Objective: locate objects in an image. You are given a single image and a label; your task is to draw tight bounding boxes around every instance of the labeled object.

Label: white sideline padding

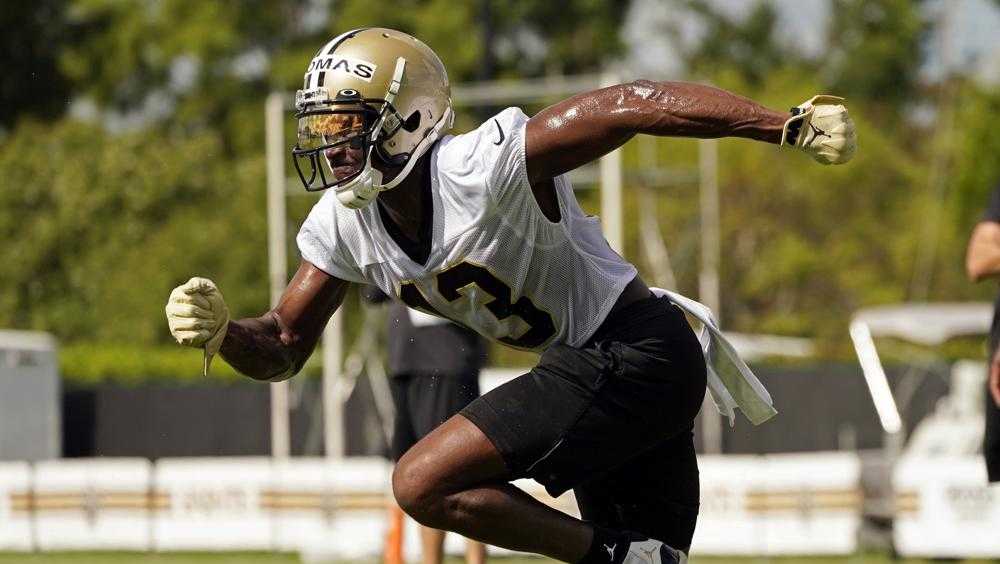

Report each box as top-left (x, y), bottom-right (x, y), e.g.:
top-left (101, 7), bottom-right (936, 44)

top-left (32, 458), bottom-right (151, 550)
top-left (277, 457), bottom-right (391, 557)
top-left (300, 465), bottom-right (580, 559)
top-left (4, 453), bottom-right (863, 556)
top-left (0, 462), bottom-right (32, 550)
top-left (153, 457), bottom-right (273, 551)
top-left (894, 456), bottom-right (1000, 558)
top-left (693, 452), bottom-right (862, 556)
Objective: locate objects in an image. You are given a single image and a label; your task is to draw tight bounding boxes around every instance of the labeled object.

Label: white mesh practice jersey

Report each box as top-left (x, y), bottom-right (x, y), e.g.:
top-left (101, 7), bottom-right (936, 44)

top-left (297, 107), bottom-right (637, 352)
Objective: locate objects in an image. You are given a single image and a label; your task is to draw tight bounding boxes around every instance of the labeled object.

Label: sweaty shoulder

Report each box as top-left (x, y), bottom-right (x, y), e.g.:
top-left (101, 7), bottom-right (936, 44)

top-left (295, 190), bottom-right (367, 283)
top-left (435, 107), bottom-right (530, 205)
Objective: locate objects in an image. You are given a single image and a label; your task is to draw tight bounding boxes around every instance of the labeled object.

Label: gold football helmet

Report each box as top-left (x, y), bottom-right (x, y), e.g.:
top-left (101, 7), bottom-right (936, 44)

top-left (292, 28), bottom-right (454, 208)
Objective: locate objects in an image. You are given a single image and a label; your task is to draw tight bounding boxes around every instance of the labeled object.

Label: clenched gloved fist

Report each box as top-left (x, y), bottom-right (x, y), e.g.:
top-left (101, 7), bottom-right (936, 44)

top-left (166, 277), bottom-right (230, 376)
top-left (781, 95), bottom-right (857, 165)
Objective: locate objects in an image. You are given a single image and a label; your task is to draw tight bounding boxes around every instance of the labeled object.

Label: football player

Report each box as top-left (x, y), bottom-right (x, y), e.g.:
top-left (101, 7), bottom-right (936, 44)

top-left (166, 28), bottom-right (855, 564)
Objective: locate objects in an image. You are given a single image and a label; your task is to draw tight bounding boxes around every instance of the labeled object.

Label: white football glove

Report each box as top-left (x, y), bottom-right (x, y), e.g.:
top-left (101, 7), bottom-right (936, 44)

top-left (165, 277), bottom-right (230, 376)
top-left (781, 95), bottom-right (857, 165)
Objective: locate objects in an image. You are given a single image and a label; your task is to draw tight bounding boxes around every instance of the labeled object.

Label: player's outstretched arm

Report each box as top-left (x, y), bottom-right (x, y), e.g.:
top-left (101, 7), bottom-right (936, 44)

top-left (525, 80), bottom-right (856, 184)
top-left (166, 261), bottom-right (349, 382)
top-left (221, 261), bottom-right (349, 381)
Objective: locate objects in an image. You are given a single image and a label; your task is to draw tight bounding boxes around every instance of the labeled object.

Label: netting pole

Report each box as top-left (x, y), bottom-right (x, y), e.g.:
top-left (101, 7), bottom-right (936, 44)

top-left (323, 309), bottom-right (345, 460)
top-left (266, 92), bottom-right (291, 459)
top-left (698, 139), bottom-right (723, 454)
top-left (599, 73), bottom-right (624, 253)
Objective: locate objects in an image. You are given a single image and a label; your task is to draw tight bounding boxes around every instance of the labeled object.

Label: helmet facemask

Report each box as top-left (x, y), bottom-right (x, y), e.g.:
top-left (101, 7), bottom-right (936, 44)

top-left (292, 59), bottom-right (409, 208)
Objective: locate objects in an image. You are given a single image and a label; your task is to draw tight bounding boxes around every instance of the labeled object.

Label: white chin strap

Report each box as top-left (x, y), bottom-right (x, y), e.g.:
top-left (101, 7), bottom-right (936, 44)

top-left (333, 57), bottom-right (454, 210)
top-left (334, 164), bottom-right (383, 209)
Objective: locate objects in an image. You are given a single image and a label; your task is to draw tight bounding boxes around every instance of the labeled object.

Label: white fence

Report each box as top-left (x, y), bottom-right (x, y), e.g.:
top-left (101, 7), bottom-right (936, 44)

top-left (694, 453), bottom-right (863, 555)
top-left (1, 453), bottom-right (997, 557)
top-left (894, 455), bottom-right (1000, 558)
top-left (0, 461), bottom-right (31, 551)
top-left (1, 457), bottom-right (395, 555)
top-left (33, 458), bottom-right (151, 551)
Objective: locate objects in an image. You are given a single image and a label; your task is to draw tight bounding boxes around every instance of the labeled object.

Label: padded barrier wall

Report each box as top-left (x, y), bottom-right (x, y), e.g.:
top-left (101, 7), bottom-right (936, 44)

top-left (0, 453), bottom-right (881, 556)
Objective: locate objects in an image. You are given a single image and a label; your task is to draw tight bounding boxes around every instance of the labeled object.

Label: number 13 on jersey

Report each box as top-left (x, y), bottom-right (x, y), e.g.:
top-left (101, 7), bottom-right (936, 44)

top-left (398, 261), bottom-right (556, 350)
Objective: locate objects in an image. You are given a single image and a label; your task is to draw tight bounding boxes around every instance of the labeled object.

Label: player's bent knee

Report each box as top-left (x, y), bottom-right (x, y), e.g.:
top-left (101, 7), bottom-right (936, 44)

top-left (391, 458), bottom-right (444, 525)
top-left (390, 460), bottom-right (421, 513)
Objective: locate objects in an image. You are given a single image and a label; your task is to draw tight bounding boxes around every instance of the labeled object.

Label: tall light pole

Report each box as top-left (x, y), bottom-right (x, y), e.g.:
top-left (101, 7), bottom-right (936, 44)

top-left (699, 139), bottom-right (723, 454)
top-left (265, 92), bottom-right (290, 459)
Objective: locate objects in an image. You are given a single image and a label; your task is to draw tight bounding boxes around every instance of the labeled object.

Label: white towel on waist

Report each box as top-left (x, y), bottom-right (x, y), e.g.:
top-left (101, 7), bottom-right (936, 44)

top-left (651, 287), bottom-right (777, 426)
top-left (407, 308), bottom-right (450, 327)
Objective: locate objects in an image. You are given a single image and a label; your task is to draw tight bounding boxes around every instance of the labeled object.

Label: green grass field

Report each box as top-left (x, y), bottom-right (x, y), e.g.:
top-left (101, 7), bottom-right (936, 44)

top-left (0, 554), bottom-right (996, 564)
top-left (0, 555), bottom-right (299, 564)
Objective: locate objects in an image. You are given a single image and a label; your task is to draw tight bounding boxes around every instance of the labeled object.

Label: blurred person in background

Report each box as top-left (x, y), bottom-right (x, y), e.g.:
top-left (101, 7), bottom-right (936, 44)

top-left (963, 183), bottom-right (1000, 483)
top-left (166, 27), bottom-right (855, 564)
top-left (363, 286), bottom-right (488, 564)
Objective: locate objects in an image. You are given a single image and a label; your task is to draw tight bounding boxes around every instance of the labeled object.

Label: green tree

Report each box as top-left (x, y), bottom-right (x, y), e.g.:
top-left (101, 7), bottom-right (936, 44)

top-left (58, 0), bottom-right (324, 155)
top-left (678, 0), bottom-right (799, 87)
top-left (948, 83), bottom-right (1000, 228)
top-left (0, 120), bottom-right (268, 344)
top-left (823, 0), bottom-right (930, 122)
top-left (0, 0), bottom-right (72, 130)
top-left (328, 0), bottom-right (629, 82)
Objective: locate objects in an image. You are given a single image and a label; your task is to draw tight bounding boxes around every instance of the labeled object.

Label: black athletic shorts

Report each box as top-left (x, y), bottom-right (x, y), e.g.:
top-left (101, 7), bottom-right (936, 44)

top-left (986, 338), bottom-right (1000, 483)
top-left (460, 294), bottom-right (707, 550)
top-left (390, 371), bottom-right (480, 461)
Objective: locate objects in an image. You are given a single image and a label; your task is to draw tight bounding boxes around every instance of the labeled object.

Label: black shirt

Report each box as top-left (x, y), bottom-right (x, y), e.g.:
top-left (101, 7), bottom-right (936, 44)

top-left (363, 287), bottom-right (486, 377)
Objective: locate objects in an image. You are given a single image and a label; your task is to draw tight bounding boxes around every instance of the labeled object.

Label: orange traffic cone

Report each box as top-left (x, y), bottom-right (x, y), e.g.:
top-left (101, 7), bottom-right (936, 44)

top-left (385, 502), bottom-right (405, 564)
